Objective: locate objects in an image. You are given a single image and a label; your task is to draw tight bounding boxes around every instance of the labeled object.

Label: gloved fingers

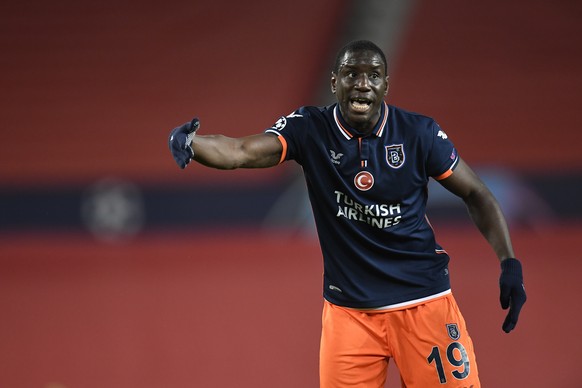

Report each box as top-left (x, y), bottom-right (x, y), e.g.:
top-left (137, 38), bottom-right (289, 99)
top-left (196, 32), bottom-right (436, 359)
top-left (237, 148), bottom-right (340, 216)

top-left (171, 148), bottom-right (193, 169)
top-left (169, 120), bottom-right (195, 143)
top-left (169, 135), bottom-right (180, 152)
top-left (169, 132), bottom-right (191, 151)
top-left (501, 287), bottom-right (527, 333)
top-left (180, 156), bottom-right (191, 169)
top-left (502, 313), bottom-right (517, 333)
top-left (168, 118), bottom-right (199, 169)
top-left (499, 286), bottom-right (511, 310)
top-left (499, 258), bottom-right (526, 333)
top-left (177, 156), bottom-right (191, 169)
top-left (502, 301), bottom-right (524, 333)
top-left (499, 258), bottom-right (524, 310)
top-left (189, 117), bottom-right (200, 134)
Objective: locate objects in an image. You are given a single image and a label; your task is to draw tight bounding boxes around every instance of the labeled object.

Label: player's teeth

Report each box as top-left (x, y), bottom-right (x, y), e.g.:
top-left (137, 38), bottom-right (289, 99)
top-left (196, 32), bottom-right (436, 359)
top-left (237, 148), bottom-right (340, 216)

top-left (351, 101), bottom-right (369, 112)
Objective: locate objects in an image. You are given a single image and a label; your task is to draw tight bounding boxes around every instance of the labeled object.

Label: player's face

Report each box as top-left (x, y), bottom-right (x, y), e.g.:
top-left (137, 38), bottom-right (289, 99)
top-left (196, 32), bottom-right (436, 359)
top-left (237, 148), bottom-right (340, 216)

top-left (331, 50), bottom-right (389, 134)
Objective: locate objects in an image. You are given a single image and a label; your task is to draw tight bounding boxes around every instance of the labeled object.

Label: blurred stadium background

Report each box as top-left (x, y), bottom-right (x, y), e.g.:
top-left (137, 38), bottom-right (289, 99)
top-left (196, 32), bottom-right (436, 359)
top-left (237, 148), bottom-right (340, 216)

top-left (1, 0), bottom-right (581, 386)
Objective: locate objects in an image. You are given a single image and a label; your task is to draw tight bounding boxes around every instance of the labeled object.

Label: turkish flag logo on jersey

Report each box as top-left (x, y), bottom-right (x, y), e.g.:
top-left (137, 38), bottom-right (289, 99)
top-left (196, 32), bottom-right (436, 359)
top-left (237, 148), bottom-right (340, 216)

top-left (385, 144), bottom-right (405, 169)
top-left (354, 171), bottom-right (374, 191)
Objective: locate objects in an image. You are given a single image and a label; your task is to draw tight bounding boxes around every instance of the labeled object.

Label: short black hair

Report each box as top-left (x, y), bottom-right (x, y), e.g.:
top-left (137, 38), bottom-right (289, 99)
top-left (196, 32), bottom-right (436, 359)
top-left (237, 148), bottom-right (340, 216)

top-left (333, 40), bottom-right (388, 74)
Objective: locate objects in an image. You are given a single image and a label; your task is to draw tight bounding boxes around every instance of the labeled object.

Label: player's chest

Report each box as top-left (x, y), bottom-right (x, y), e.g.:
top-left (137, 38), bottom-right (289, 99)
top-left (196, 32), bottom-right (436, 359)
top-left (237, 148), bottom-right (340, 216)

top-left (324, 136), bottom-right (418, 172)
top-left (319, 136), bottom-right (425, 194)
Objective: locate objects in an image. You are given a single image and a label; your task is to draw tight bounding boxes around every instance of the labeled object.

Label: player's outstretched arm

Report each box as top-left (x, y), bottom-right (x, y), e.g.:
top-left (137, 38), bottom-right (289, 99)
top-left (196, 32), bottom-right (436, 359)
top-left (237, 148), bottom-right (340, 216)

top-left (193, 133), bottom-right (282, 169)
top-left (439, 158), bottom-right (514, 259)
top-left (168, 118), bottom-right (283, 170)
top-left (438, 158), bottom-right (526, 333)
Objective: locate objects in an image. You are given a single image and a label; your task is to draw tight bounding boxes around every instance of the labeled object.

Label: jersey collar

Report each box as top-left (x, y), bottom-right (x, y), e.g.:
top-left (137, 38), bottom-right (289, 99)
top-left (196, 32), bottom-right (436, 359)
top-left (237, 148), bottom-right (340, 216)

top-left (333, 102), bottom-right (389, 140)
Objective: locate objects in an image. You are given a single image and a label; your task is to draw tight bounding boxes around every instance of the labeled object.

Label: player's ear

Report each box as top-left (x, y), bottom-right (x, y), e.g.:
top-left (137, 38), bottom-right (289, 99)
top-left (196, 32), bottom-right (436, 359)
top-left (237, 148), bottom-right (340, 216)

top-left (384, 76), bottom-right (389, 96)
top-left (331, 72), bottom-right (337, 94)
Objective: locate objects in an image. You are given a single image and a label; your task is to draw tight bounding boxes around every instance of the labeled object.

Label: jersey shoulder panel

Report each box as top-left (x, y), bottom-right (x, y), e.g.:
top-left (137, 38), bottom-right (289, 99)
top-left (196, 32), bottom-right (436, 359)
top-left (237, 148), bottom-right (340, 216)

top-left (389, 105), bottom-right (459, 178)
top-left (388, 105), bottom-right (437, 137)
top-left (264, 105), bottom-right (334, 163)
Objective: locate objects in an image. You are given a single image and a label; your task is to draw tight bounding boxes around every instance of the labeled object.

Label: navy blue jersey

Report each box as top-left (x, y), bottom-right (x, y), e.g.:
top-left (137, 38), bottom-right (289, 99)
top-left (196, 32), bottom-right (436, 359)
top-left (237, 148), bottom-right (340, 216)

top-left (266, 102), bottom-right (459, 308)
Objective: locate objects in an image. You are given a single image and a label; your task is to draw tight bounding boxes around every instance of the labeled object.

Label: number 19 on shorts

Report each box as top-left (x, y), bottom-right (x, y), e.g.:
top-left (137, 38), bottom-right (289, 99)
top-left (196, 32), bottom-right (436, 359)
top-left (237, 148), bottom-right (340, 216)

top-left (427, 342), bottom-right (471, 384)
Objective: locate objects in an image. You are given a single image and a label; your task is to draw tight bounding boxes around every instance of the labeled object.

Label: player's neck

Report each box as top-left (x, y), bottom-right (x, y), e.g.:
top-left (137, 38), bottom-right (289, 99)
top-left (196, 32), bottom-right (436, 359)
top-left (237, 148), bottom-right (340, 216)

top-left (337, 104), bottom-right (383, 137)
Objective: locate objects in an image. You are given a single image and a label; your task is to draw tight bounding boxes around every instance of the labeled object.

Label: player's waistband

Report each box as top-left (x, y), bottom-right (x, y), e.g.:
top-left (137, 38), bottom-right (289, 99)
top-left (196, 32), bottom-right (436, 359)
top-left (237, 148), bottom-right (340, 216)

top-left (338, 289), bottom-right (452, 313)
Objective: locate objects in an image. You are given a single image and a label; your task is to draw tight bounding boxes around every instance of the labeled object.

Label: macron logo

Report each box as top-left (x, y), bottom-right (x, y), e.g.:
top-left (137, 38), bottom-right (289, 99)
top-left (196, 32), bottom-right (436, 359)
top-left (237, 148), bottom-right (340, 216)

top-left (329, 150), bottom-right (344, 165)
top-left (437, 130), bottom-right (448, 139)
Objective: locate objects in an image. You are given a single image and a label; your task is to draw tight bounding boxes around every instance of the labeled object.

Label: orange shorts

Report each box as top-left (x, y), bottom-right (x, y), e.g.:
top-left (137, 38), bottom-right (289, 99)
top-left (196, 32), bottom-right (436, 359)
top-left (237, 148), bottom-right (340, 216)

top-left (320, 293), bottom-right (480, 387)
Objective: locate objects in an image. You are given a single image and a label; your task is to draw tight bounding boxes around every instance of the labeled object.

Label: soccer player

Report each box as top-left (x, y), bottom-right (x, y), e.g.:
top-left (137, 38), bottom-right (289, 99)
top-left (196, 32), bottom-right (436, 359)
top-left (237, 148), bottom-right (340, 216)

top-left (168, 40), bottom-right (526, 387)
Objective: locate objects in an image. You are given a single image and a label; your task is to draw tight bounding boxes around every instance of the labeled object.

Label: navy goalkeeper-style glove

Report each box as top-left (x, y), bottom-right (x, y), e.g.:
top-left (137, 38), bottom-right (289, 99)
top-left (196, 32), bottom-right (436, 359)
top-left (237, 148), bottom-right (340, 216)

top-left (499, 258), bottom-right (527, 333)
top-left (168, 118), bottom-right (200, 169)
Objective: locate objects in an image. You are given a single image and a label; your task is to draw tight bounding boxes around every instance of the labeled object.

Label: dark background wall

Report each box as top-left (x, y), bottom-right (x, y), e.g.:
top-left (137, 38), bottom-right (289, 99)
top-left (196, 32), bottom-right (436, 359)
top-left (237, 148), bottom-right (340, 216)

top-left (1, 1), bottom-right (581, 387)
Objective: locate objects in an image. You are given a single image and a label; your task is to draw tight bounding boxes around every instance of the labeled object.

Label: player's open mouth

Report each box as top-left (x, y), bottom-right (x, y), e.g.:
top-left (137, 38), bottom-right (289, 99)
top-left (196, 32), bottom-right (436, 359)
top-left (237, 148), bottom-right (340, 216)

top-left (350, 98), bottom-right (372, 113)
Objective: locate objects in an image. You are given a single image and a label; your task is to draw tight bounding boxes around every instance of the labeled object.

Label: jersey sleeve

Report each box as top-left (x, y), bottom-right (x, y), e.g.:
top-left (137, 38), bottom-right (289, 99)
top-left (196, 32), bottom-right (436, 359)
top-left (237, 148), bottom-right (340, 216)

top-left (264, 107), bottom-right (310, 165)
top-left (426, 121), bottom-right (460, 180)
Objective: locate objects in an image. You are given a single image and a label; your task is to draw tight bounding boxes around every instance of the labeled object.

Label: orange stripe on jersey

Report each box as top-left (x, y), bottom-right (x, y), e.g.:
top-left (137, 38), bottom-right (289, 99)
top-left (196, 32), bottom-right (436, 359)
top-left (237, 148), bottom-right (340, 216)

top-left (425, 214), bottom-right (435, 231)
top-left (434, 169), bottom-right (453, 181)
top-left (375, 102), bottom-right (389, 137)
top-left (425, 215), bottom-right (448, 255)
top-left (337, 122), bottom-right (353, 138)
top-left (333, 107), bottom-right (354, 139)
top-left (277, 135), bottom-right (288, 164)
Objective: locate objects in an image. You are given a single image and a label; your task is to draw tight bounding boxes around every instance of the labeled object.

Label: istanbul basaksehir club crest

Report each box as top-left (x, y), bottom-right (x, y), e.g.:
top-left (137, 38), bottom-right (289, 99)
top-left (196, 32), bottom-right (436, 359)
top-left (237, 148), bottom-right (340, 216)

top-left (446, 323), bottom-right (461, 340)
top-left (386, 144), bottom-right (405, 168)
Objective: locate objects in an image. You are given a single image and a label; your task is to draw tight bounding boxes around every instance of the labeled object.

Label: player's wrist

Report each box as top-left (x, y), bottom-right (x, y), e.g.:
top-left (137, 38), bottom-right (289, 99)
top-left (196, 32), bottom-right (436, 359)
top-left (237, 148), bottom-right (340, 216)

top-left (500, 258), bottom-right (522, 274)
